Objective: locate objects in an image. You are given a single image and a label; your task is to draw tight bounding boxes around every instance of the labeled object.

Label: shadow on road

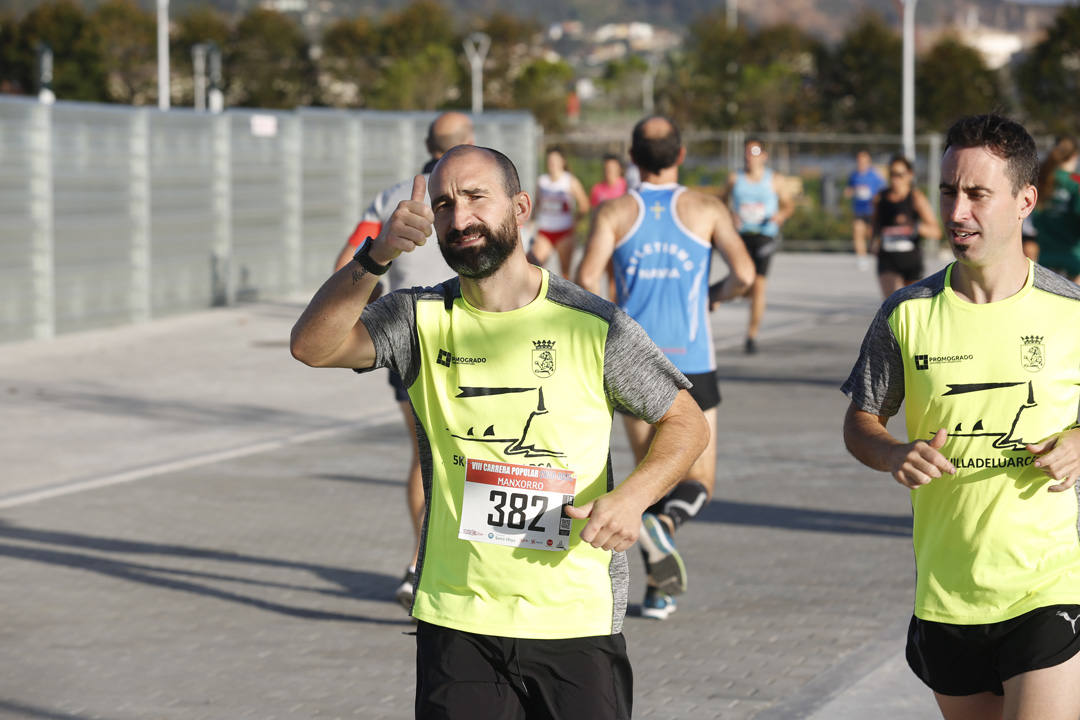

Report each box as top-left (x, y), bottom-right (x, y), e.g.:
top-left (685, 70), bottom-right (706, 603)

top-left (698, 499), bottom-right (912, 537)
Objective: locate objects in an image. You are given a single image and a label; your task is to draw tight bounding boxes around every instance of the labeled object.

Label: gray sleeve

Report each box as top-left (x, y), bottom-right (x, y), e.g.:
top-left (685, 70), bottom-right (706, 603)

top-left (840, 304), bottom-right (905, 417)
top-left (357, 290), bottom-right (419, 382)
top-left (604, 309), bottom-right (692, 423)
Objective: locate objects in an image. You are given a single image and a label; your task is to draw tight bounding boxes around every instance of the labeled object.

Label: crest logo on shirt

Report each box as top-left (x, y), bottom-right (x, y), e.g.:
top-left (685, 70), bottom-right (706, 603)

top-left (1020, 335), bottom-right (1045, 372)
top-left (533, 339), bottom-right (556, 378)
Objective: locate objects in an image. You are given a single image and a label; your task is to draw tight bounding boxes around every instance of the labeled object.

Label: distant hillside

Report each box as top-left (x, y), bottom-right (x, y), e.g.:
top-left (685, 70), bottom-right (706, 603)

top-left (0, 0), bottom-right (1064, 43)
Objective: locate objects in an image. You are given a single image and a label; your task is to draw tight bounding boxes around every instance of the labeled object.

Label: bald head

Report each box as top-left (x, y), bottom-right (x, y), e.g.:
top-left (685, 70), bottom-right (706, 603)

top-left (432, 145), bottom-right (521, 199)
top-left (630, 115), bottom-right (682, 174)
top-left (426, 112), bottom-right (475, 159)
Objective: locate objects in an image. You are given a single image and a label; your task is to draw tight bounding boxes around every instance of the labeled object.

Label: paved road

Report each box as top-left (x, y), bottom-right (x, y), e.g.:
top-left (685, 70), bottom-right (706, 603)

top-left (0, 253), bottom-right (940, 719)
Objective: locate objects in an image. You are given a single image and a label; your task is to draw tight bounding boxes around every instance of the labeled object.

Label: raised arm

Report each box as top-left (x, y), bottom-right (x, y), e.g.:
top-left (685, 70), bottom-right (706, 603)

top-left (565, 390), bottom-right (707, 551)
top-left (291, 175), bottom-right (433, 369)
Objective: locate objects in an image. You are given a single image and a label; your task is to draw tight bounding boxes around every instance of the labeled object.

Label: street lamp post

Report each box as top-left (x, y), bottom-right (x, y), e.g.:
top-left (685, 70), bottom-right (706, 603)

top-left (902, 0), bottom-right (917, 161)
top-left (157, 0), bottom-right (170, 110)
top-left (192, 43), bottom-right (208, 111)
top-left (463, 32), bottom-right (490, 115)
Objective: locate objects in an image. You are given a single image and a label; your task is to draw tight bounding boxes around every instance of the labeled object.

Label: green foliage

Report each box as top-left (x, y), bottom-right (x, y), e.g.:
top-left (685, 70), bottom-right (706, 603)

top-left (377, 0), bottom-right (458, 59)
top-left (172, 6), bottom-right (230, 106)
top-left (16, 0), bottom-right (105, 101)
top-left (513, 58), bottom-right (573, 132)
top-left (91, 0), bottom-right (156, 104)
top-left (367, 43), bottom-right (463, 110)
top-left (1016, 5), bottom-right (1080, 136)
top-left (0, 11), bottom-right (24, 93)
top-left (318, 17), bottom-right (379, 107)
top-left (669, 15), bottom-right (822, 131)
top-left (916, 34), bottom-right (1006, 133)
top-left (819, 12), bottom-right (901, 133)
top-left (226, 8), bottom-right (315, 109)
top-left (474, 11), bottom-right (541, 110)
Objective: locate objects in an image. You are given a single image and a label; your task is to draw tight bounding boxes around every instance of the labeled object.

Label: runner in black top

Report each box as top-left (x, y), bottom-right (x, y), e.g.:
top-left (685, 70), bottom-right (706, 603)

top-left (871, 155), bottom-right (941, 298)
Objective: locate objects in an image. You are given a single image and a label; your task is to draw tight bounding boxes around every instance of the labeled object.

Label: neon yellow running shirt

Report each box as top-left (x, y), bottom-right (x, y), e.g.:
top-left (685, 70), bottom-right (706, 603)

top-left (844, 261), bottom-right (1080, 624)
top-left (361, 269), bottom-right (689, 638)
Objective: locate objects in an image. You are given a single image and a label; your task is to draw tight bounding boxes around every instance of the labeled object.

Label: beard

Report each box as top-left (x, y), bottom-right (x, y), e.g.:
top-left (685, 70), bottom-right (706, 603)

top-left (438, 211), bottom-right (519, 279)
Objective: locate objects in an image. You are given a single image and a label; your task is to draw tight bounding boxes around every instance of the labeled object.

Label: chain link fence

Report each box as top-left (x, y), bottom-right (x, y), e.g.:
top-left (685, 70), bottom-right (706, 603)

top-left (0, 97), bottom-right (540, 343)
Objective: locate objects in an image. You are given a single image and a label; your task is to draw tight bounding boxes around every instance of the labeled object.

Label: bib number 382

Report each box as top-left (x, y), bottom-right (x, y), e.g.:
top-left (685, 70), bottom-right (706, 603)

top-left (458, 458), bottom-right (576, 552)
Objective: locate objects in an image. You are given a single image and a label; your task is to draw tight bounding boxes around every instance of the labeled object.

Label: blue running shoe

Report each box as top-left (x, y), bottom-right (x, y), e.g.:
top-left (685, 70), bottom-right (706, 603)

top-left (642, 586), bottom-right (676, 620)
top-left (639, 513), bottom-right (687, 595)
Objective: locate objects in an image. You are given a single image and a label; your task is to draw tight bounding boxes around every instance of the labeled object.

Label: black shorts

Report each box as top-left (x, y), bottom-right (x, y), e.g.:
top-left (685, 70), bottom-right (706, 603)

top-left (615, 370), bottom-right (720, 416)
top-left (740, 232), bottom-right (780, 277)
top-left (877, 249), bottom-right (923, 283)
top-left (906, 605), bottom-right (1080, 696)
top-left (388, 369), bottom-right (409, 403)
top-left (685, 370), bottom-right (721, 411)
top-left (415, 621), bottom-right (632, 720)
top-left (854, 213), bottom-right (874, 224)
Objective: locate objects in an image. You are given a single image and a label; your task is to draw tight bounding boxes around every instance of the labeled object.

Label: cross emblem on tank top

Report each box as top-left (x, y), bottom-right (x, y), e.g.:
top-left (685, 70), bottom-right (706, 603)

top-left (650, 201), bottom-right (665, 220)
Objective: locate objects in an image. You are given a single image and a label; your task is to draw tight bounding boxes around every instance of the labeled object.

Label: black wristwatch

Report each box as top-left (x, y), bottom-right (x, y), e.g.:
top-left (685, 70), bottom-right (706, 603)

top-left (353, 237), bottom-right (391, 276)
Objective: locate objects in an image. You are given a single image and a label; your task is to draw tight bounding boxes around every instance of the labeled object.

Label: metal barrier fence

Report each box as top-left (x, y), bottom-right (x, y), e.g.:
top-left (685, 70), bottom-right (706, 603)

top-left (0, 97), bottom-right (540, 343)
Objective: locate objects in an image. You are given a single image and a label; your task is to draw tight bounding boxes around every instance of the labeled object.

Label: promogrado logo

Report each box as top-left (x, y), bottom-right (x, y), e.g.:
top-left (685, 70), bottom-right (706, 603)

top-left (436, 348), bottom-right (486, 368)
top-left (914, 351), bottom-right (973, 371)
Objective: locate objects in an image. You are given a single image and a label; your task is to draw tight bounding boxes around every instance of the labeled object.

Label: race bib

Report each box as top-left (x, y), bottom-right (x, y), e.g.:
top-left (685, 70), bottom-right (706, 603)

top-left (881, 226), bottom-right (917, 253)
top-left (458, 459), bottom-right (576, 552)
top-left (738, 201), bottom-right (768, 226)
top-left (855, 185), bottom-right (873, 201)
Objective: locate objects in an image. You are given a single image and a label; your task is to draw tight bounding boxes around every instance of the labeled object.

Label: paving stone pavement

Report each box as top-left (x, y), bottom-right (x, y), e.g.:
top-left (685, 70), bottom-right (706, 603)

top-left (0, 253), bottom-right (941, 719)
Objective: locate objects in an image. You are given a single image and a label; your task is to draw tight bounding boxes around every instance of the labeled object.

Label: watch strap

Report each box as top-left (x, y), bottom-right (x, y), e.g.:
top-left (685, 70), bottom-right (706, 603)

top-left (353, 237), bottom-right (391, 276)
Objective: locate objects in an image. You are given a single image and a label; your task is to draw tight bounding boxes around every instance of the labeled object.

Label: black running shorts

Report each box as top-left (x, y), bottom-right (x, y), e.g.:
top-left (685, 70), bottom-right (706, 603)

top-left (877, 249), bottom-right (923, 283)
top-left (906, 605), bottom-right (1080, 696)
top-left (415, 621), bottom-right (633, 720)
top-left (684, 370), bottom-right (721, 411)
top-left (740, 232), bottom-right (780, 277)
top-left (615, 370), bottom-right (719, 416)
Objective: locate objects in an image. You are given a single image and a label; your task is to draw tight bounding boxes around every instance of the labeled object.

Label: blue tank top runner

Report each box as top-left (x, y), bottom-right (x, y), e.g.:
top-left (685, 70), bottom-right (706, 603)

top-left (732, 169), bottom-right (779, 237)
top-left (612, 183), bottom-right (715, 374)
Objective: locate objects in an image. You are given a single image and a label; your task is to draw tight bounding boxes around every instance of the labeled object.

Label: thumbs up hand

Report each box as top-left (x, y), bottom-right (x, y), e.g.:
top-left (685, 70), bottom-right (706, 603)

top-left (372, 174), bottom-right (434, 264)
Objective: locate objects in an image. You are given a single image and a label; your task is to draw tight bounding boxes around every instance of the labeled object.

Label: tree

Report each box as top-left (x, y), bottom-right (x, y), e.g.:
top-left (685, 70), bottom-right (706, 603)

top-left (367, 43), bottom-right (462, 110)
top-left (512, 58), bottom-right (573, 132)
top-left (90, 0), bottom-right (156, 104)
top-left (318, 16), bottom-right (379, 107)
top-left (0, 11), bottom-right (24, 94)
top-left (819, 13), bottom-right (902, 133)
top-left (173, 6), bottom-right (231, 107)
top-left (15, 0), bottom-right (105, 101)
top-left (664, 12), bottom-right (749, 129)
top-left (377, 0), bottom-right (457, 59)
top-left (596, 53), bottom-right (650, 114)
top-left (473, 10), bottom-right (541, 110)
top-left (227, 8), bottom-right (315, 109)
top-left (916, 34), bottom-right (1005, 133)
top-left (1015, 5), bottom-right (1080, 135)
top-left (668, 14), bottom-right (823, 131)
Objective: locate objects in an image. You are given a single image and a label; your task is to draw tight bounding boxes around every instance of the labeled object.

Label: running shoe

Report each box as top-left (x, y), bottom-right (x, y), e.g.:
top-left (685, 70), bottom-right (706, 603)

top-left (639, 513), bottom-right (687, 595)
top-left (744, 337), bottom-right (758, 355)
top-left (641, 586), bottom-right (676, 620)
top-left (395, 567), bottom-right (417, 611)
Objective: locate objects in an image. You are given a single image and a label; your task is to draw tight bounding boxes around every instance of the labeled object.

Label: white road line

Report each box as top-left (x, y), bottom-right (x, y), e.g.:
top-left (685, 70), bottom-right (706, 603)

top-left (0, 410), bottom-right (398, 510)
